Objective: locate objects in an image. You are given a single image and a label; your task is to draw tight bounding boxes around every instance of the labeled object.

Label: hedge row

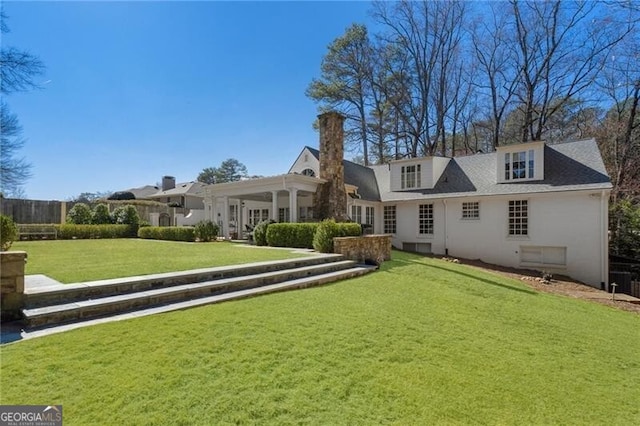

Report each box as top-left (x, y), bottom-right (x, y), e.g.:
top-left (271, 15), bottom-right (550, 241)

top-left (138, 226), bottom-right (195, 242)
top-left (56, 224), bottom-right (133, 239)
top-left (266, 223), bottom-right (320, 249)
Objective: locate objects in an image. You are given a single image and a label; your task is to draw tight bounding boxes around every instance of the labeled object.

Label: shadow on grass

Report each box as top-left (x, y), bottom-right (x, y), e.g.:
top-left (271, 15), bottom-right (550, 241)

top-left (381, 256), bottom-right (537, 296)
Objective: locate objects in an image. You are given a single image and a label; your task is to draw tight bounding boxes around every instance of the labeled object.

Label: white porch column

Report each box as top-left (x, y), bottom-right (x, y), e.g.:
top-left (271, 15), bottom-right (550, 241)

top-left (237, 199), bottom-right (243, 239)
top-left (288, 188), bottom-right (298, 223)
top-left (222, 196), bottom-right (229, 238)
top-left (272, 191), bottom-right (279, 221)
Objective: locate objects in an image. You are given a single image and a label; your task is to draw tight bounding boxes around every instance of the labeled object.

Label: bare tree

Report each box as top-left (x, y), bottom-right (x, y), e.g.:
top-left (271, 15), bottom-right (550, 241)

top-left (511, 0), bottom-right (629, 143)
top-left (0, 10), bottom-right (45, 196)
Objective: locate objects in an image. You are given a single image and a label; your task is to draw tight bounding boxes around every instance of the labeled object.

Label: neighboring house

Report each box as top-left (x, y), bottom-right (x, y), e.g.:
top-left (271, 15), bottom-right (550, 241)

top-left (203, 112), bottom-right (611, 289)
top-left (125, 176), bottom-right (207, 226)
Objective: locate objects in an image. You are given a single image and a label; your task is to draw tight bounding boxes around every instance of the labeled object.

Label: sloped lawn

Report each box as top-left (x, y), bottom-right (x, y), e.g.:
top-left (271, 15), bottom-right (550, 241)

top-left (1, 251), bottom-right (639, 424)
top-left (12, 239), bottom-right (310, 283)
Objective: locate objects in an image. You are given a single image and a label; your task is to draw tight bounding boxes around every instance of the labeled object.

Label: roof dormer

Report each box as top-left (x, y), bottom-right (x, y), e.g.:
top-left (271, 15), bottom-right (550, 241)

top-left (389, 156), bottom-right (451, 191)
top-left (497, 141), bottom-right (545, 183)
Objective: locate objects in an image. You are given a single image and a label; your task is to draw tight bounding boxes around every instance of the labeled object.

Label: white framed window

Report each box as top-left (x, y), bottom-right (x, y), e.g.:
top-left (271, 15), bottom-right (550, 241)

top-left (365, 206), bottom-right (374, 227)
top-left (261, 209), bottom-right (269, 221)
top-left (462, 202), bottom-right (479, 220)
top-left (401, 164), bottom-right (422, 189)
top-left (351, 205), bottom-right (362, 224)
top-left (229, 204), bottom-right (238, 223)
top-left (249, 209), bottom-right (261, 226)
top-left (418, 203), bottom-right (434, 235)
top-left (278, 207), bottom-right (290, 222)
top-left (504, 150), bottom-right (535, 180)
top-left (508, 200), bottom-right (528, 236)
top-left (384, 205), bottom-right (396, 234)
top-left (299, 206), bottom-right (313, 222)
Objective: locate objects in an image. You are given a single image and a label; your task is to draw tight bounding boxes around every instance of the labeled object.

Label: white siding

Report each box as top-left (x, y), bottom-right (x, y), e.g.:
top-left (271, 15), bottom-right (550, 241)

top-left (389, 191), bottom-right (606, 288)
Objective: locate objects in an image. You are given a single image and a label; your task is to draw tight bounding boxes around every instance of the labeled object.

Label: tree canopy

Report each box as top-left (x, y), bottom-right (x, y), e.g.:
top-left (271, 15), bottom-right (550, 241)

top-left (197, 159), bottom-right (249, 184)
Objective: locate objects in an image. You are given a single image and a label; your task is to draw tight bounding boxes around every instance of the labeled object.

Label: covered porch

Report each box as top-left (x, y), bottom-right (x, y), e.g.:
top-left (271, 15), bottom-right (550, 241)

top-left (202, 174), bottom-right (326, 239)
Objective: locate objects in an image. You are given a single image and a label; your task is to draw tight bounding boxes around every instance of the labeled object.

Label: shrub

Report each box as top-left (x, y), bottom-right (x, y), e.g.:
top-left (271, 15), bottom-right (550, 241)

top-left (312, 219), bottom-right (362, 253)
top-left (112, 205), bottom-right (140, 236)
top-left (55, 224), bottom-right (131, 239)
top-left (92, 203), bottom-right (113, 225)
top-left (266, 223), bottom-right (319, 249)
top-left (138, 226), bottom-right (195, 242)
top-left (194, 220), bottom-right (219, 242)
top-left (253, 220), bottom-right (275, 246)
top-left (66, 203), bottom-right (93, 224)
top-left (0, 215), bottom-right (18, 251)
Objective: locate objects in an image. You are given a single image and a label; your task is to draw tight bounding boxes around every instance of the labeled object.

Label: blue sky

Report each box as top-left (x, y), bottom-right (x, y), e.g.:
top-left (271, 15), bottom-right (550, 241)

top-left (3, 1), bottom-right (374, 200)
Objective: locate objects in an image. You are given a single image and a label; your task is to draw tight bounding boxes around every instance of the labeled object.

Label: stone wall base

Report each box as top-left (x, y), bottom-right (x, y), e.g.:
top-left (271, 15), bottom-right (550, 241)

top-left (333, 235), bottom-right (392, 265)
top-left (1, 251), bottom-right (27, 322)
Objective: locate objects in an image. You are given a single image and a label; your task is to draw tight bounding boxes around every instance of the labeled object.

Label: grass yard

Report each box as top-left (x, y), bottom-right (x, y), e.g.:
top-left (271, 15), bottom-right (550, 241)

top-left (1, 251), bottom-right (639, 424)
top-left (12, 239), bottom-right (310, 283)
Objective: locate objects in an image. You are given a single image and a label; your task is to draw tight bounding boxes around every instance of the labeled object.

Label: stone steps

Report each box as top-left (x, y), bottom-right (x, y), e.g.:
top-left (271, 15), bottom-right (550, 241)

top-left (22, 255), bottom-right (376, 329)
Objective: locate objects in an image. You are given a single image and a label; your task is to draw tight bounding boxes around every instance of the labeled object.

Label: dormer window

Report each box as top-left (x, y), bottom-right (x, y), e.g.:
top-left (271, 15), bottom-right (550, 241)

top-left (401, 164), bottom-right (421, 189)
top-left (504, 150), bottom-right (535, 181)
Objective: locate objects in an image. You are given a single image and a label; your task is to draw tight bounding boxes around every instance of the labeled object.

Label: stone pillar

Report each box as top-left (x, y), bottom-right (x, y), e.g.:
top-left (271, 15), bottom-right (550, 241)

top-left (1, 251), bottom-right (27, 322)
top-left (314, 111), bottom-right (348, 221)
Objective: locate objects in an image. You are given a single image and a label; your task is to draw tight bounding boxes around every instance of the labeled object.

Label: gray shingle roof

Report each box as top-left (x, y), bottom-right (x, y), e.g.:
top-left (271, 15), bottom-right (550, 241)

top-left (306, 147), bottom-right (381, 202)
top-left (373, 139), bottom-right (611, 202)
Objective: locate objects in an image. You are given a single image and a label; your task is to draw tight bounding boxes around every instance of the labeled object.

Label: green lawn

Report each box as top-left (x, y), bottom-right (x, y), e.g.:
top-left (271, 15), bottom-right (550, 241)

top-left (1, 251), bottom-right (639, 424)
top-left (12, 239), bottom-right (310, 283)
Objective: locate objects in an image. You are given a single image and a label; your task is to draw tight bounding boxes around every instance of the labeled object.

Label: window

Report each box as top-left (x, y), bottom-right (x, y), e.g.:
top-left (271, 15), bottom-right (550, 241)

top-left (384, 206), bottom-right (396, 234)
top-left (351, 205), bottom-right (362, 224)
top-left (299, 206), bottom-right (314, 222)
top-left (278, 208), bottom-right (290, 222)
top-left (301, 168), bottom-right (315, 177)
top-left (462, 202), bottom-right (479, 219)
top-left (504, 150), bottom-right (535, 181)
top-left (365, 206), bottom-right (374, 227)
top-left (418, 204), bottom-right (434, 235)
top-left (249, 209), bottom-right (270, 225)
top-left (229, 204), bottom-right (238, 223)
top-left (508, 200), bottom-right (528, 236)
top-left (401, 164), bottom-right (422, 189)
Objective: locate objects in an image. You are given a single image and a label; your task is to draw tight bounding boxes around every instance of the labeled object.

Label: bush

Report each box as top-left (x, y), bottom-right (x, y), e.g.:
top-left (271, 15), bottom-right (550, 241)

top-left (0, 215), bottom-right (18, 251)
top-left (92, 203), bottom-right (113, 225)
top-left (108, 191), bottom-right (136, 200)
top-left (312, 219), bottom-right (362, 253)
top-left (253, 220), bottom-right (275, 246)
top-left (138, 226), bottom-right (195, 242)
top-left (55, 224), bottom-right (131, 239)
top-left (194, 220), bottom-right (219, 242)
top-left (266, 223), bottom-right (320, 249)
top-left (66, 203), bottom-right (93, 224)
top-left (112, 205), bottom-right (140, 236)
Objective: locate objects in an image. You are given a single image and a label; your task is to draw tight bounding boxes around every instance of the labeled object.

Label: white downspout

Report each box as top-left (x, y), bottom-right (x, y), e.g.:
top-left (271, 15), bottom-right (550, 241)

top-left (443, 199), bottom-right (448, 256)
top-left (601, 190), bottom-right (609, 291)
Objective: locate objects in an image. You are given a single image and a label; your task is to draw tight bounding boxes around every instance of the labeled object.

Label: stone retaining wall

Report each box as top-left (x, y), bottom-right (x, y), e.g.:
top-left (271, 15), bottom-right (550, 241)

top-left (333, 235), bottom-right (392, 264)
top-left (1, 251), bottom-right (27, 321)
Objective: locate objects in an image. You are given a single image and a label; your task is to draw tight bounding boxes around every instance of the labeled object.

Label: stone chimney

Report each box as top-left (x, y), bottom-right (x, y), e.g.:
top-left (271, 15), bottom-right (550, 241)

top-left (162, 175), bottom-right (176, 191)
top-left (314, 111), bottom-right (347, 221)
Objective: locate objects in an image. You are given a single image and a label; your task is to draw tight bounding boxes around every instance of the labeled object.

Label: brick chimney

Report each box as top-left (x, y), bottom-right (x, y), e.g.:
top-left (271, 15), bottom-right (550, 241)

top-left (162, 176), bottom-right (176, 191)
top-left (314, 111), bottom-right (347, 221)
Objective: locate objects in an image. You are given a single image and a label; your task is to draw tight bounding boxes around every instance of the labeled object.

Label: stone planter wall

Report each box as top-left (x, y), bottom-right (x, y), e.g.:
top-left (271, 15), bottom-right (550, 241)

top-left (1, 251), bottom-right (27, 321)
top-left (333, 235), bottom-right (392, 265)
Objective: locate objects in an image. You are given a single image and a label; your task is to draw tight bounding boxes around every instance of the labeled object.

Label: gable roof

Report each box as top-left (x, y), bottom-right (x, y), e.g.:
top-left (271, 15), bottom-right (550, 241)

top-left (372, 139), bottom-right (611, 202)
top-left (305, 146), bottom-right (381, 202)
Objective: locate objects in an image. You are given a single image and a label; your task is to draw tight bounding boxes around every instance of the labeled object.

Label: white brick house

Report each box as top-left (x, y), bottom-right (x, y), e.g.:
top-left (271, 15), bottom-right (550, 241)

top-left (204, 113), bottom-right (611, 289)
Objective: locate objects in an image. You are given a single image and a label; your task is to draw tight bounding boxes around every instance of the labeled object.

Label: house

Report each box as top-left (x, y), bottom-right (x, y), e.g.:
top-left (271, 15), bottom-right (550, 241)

top-left (203, 112), bottom-right (611, 289)
top-left (123, 176), bottom-right (207, 226)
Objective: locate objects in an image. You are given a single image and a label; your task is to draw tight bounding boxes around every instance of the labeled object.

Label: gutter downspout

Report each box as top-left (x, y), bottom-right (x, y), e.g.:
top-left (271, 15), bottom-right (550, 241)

top-left (443, 199), bottom-right (448, 256)
top-left (601, 190), bottom-right (609, 291)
